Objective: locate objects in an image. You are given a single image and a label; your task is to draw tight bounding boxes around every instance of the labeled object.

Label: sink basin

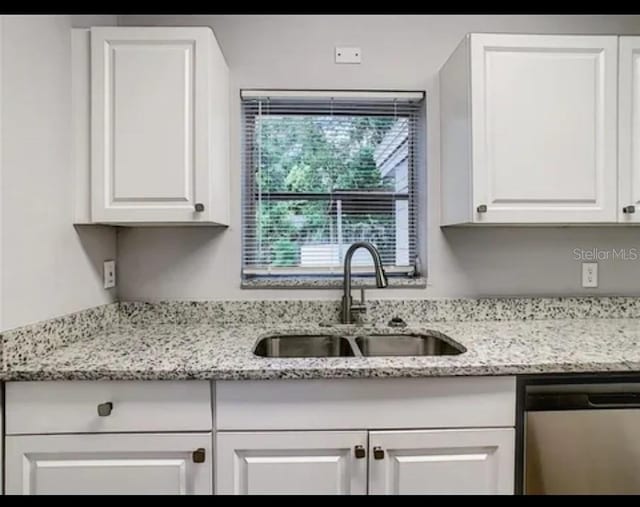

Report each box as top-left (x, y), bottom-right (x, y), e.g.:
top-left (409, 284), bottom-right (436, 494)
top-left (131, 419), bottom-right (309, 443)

top-left (254, 334), bottom-right (356, 358)
top-left (253, 330), bottom-right (465, 358)
top-left (355, 333), bottom-right (465, 357)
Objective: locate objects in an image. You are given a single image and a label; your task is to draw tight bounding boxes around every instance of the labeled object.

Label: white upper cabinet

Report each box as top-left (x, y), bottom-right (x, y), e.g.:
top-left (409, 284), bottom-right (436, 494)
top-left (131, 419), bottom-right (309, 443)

top-left (74, 26), bottom-right (229, 225)
top-left (619, 37), bottom-right (640, 223)
top-left (440, 34), bottom-right (618, 225)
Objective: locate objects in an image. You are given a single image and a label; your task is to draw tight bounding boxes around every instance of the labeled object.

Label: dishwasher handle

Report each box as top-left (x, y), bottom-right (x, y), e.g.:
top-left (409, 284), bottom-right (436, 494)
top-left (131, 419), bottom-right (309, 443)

top-left (587, 393), bottom-right (640, 408)
top-left (527, 392), bottom-right (640, 411)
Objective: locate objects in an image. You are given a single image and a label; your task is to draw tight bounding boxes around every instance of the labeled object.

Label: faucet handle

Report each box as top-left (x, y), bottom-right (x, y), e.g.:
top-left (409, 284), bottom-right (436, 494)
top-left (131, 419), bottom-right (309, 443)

top-left (349, 289), bottom-right (368, 324)
top-left (352, 288), bottom-right (366, 311)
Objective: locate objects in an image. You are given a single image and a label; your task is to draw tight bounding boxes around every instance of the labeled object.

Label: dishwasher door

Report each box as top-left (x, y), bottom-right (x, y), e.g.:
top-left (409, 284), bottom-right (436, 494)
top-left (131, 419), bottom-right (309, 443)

top-left (525, 392), bottom-right (640, 494)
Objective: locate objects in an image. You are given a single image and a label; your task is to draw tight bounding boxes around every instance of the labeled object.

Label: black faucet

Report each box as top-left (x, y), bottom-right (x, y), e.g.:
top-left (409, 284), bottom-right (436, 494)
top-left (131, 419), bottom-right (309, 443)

top-left (340, 241), bottom-right (388, 324)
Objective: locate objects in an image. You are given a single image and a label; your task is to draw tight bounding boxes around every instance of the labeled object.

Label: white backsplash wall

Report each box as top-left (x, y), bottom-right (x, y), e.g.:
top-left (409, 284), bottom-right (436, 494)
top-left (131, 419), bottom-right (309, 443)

top-left (1, 15), bottom-right (118, 330)
top-left (117, 15), bottom-right (640, 301)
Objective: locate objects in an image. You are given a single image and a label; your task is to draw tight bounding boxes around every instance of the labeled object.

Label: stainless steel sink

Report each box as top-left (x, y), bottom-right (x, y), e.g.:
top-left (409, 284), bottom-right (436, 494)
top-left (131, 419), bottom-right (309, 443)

top-left (355, 332), bottom-right (465, 357)
top-left (253, 330), bottom-right (465, 358)
top-left (253, 334), bottom-right (356, 358)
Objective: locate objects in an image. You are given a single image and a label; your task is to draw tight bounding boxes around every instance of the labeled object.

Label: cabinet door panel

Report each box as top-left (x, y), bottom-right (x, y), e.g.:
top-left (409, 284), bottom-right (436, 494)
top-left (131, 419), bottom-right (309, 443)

top-left (112, 44), bottom-right (192, 201)
top-left (216, 431), bottom-right (367, 495)
top-left (619, 37), bottom-right (640, 222)
top-left (90, 27), bottom-right (212, 223)
top-left (6, 433), bottom-right (212, 495)
top-left (471, 34), bottom-right (618, 223)
top-left (369, 428), bottom-right (514, 495)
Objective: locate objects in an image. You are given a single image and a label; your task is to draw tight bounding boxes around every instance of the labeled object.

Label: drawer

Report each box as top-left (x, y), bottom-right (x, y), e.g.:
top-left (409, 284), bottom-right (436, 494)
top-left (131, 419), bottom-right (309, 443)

top-left (6, 380), bottom-right (212, 435)
top-left (216, 376), bottom-right (516, 430)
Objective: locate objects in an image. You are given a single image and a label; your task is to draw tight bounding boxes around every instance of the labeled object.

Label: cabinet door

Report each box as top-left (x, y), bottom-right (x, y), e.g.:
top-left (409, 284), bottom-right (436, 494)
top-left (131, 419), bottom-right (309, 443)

top-left (369, 428), bottom-right (514, 495)
top-left (619, 37), bottom-right (640, 223)
top-left (470, 34), bottom-right (618, 223)
top-left (90, 27), bottom-right (214, 224)
top-left (216, 431), bottom-right (367, 495)
top-left (6, 433), bottom-right (212, 495)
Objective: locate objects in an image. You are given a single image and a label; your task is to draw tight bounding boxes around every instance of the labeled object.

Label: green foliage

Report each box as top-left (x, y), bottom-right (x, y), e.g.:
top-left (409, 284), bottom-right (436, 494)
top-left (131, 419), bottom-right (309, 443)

top-left (335, 145), bottom-right (385, 190)
top-left (253, 114), bottom-right (400, 266)
top-left (272, 239), bottom-right (298, 266)
top-left (285, 163), bottom-right (320, 192)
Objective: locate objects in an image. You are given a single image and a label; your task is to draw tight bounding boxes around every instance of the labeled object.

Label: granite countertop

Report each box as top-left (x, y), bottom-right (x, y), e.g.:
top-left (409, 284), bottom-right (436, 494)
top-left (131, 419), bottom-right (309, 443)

top-left (7, 316), bottom-right (640, 380)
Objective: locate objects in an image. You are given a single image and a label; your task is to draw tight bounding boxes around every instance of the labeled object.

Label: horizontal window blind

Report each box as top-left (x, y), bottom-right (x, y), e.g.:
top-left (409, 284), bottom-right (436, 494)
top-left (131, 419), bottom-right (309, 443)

top-left (241, 91), bottom-right (424, 278)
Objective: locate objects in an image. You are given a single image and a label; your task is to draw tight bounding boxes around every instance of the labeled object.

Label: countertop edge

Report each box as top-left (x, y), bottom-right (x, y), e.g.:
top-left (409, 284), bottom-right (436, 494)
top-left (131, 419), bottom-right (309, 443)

top-left (4, 361), bottom-right (639, 381)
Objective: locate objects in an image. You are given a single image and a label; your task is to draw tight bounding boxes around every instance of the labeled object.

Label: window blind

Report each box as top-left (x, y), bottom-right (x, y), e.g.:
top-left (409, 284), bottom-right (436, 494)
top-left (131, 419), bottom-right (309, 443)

top-left (241, 90), bottom-right (424, 278)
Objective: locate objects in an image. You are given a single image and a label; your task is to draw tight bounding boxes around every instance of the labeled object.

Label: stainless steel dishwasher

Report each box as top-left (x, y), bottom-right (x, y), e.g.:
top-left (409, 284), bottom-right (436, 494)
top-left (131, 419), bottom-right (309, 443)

top-left (524, 382), bottom-right (640, 494)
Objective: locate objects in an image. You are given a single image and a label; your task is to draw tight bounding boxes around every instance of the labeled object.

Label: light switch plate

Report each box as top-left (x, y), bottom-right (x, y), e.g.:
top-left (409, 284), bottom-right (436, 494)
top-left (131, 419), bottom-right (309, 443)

top-left (335, 47), bottom-right (361, 64)
top-left (104, 260), bottom-right (116, 289)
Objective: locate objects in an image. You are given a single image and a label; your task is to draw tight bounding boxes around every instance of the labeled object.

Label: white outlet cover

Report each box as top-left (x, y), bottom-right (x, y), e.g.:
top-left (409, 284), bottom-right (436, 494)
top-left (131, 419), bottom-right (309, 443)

top-left (335, 47), bottom-right (361, 64)
top-left (104, 260), bottom-right (116, 289)
top-left (582, 262), bottom-right (598, 288)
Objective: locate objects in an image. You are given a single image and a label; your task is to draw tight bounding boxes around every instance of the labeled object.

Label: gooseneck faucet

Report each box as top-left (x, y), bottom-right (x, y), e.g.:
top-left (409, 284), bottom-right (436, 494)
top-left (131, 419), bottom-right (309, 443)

top-left (341, 241), bottom-right (388, 324)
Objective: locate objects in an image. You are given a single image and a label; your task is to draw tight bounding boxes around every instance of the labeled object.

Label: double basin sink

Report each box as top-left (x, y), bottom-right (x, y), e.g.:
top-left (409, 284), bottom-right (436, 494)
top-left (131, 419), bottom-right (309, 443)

top-left (254, 329), bottom-right (466, 358)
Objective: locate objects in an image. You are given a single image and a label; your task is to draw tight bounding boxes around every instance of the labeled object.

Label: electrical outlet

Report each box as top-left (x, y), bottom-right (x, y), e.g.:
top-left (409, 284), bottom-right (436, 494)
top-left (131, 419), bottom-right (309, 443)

top-left (582, 262), bottom-right (598, 288)
top-left (104, 260), bottom-right (116, 289)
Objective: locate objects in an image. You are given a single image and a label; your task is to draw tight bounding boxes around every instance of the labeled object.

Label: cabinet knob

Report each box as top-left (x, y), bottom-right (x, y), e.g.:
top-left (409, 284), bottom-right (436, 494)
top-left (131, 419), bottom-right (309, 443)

top-left (192, 448), bottom-right (206, 463)
top-left (623, 205), bottom-right (636, 214)
top-left (97, 402), bottom-right (113, 417)
top-left (354, 445), bottom-right (366, 459)
top-left (373, 446), bottom-right (385, 460)
top-left (476, 204), bottom-right (487, 213)
top-left (194, 203), bottom-right (205, 212)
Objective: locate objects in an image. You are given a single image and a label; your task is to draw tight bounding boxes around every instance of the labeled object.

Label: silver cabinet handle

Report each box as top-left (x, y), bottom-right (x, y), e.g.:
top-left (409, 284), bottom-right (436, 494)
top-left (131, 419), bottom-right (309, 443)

top-left (97, 402), bottom-right (113, 417)
top-left (373, 446), bottom-right (385, 460)
top-left (476, 204), bottom-right (487, 213)
top-left (623, 205), bottom-right (636, 214)
top-left (354, 445), bottom-right (366, 459)
top-left (194, 203), bottom-right (205, 212)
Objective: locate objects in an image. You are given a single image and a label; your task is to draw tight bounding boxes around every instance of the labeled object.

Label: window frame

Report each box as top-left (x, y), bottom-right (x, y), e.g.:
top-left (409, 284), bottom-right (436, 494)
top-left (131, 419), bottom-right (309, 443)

top-left (240, 90), bottom-right (424, 282)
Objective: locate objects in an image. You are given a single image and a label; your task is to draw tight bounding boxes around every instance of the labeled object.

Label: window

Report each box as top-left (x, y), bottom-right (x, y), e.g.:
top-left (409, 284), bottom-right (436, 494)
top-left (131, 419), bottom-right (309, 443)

top-left (241, 90), bottom-right (424, 282)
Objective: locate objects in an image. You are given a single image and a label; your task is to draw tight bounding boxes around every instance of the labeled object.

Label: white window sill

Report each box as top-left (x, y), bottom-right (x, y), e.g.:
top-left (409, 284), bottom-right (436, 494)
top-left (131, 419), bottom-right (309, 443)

top-left (241, 276), bottom-right (427, 290)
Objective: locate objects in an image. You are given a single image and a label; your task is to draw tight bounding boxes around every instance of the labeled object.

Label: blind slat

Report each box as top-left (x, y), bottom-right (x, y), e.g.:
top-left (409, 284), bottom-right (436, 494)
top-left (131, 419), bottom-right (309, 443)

top-left (241, 91), bottom-right (423, 277)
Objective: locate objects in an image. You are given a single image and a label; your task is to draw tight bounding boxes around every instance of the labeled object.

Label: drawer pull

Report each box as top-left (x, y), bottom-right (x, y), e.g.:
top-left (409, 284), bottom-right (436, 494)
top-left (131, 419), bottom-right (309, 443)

top-left (623, 205), bottom-right (636, 214)
top-left (192, 448), bottom-right (206, 463)
top-left (97, 402), bottom-right (113, 417)
top-left (373, 446), bottom-right (385, 460)
top-left (354, 445), bottom-right (366, 459)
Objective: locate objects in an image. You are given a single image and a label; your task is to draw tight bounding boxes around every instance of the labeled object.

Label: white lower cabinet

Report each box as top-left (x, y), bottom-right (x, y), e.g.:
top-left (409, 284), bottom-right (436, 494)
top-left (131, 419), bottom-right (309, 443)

top-left (216, 428), bottom-right (514, 495)
top-left (3, 378), bottom-right (516, 495)
top-left (368, 429), bottom-right (515, 495)
top-left (216, 431), bottom-right (368, 495)
top-left (5, 433), bottom-right (213, 495)
top-left (215, 377), bottom-right (517, 495)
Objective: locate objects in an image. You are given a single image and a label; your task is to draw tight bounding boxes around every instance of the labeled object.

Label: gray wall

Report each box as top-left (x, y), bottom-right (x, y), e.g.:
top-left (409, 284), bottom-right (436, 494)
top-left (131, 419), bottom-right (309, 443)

top-left (117, 15), bottom-right (640, 301)
top-left (1, 15), bottom-right (117, 330)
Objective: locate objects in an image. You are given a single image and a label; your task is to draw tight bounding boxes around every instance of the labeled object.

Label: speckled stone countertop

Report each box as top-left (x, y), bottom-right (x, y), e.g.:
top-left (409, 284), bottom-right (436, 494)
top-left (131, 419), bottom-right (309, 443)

top-left (5, 302), bottom-right (640, 380)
